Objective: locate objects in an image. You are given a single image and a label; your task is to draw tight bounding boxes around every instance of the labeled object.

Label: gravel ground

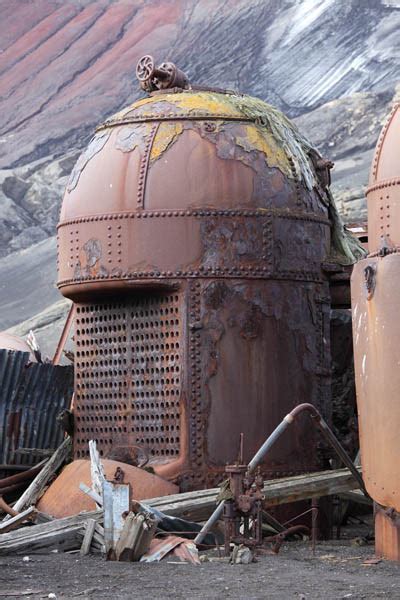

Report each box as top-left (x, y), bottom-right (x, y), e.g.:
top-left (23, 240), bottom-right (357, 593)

top-left (1, 522), bottom-right (399, 600)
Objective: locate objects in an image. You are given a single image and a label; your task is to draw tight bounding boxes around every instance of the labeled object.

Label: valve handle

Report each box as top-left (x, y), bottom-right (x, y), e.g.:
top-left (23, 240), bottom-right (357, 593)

top-left (136, 54), bottom-right (155, 82)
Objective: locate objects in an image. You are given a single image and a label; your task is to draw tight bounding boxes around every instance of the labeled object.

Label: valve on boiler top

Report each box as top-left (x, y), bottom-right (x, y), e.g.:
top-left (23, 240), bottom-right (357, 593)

top-left (136, 55), bottom-right (190, 93)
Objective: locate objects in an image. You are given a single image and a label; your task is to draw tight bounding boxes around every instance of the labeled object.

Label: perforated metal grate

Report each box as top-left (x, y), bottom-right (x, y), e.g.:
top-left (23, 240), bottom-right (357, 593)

top-left (73, 293), bottom-right (182, 460)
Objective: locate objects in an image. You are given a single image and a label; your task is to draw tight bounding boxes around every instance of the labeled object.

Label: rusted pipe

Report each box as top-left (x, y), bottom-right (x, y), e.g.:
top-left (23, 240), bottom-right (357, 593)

top-left (286, 403), bottom-right (367, 494)
top-left (194, 403), bottom-right (366, 546)
top-left (0, 481), bottom-right (27, 495)
top-left (0, 496), bottom-right (18, 517)
top-left (0, 465), bottom-right (32, 472)
top-left (0, 461), bottom-right (45, 488)
top-left (52, 304), bottom-right (75, 365)
top-left (247, 418), bottom-right (293, 473)
top-left (311, 497), bottom-right (319, 555)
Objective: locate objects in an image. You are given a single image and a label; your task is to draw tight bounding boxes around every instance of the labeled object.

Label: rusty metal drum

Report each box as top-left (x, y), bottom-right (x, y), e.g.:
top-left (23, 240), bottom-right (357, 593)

top-left (352, 102), bottom-right (400, 507)
top-left (352, 102), bottom-right (400, 559)
top-left (57, 81), bottom-right (335, 490)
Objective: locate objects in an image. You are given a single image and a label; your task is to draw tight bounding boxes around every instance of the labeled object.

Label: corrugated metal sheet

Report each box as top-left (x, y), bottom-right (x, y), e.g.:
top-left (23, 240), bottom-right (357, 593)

top-left (0, 350), bottom-right (73, 466)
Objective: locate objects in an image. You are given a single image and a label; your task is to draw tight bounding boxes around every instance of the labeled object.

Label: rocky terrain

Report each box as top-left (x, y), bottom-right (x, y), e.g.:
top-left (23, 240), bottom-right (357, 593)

top-left (1, 0), bottom-right (399, 354)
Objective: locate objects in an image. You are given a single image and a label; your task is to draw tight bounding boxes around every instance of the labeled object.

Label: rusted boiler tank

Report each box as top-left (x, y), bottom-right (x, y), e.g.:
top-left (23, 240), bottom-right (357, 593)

top-left (57, 57), bottom-right (355, 492)
top-left (352, 102), bottom-right (400, 561)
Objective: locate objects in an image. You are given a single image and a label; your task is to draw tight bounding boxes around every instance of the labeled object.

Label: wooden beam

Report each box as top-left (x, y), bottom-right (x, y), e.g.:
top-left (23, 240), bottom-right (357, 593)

top-left (79, 482), bottom-right (103, 506)
top-left (0, 507), bottom-right (37, 534)
top-left (145, 467), bottom-right (364, 522)
top-left (80, 518), bottom-right (97, 556)
top-left (2, 437), bottom-right (72, 523)
top-left (0, 510), bottom-right (102, 555)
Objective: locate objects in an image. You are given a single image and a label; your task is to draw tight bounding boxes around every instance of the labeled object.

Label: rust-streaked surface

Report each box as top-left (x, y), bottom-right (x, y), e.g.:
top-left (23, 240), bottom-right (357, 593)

top-left (366, 103), bottom-right (400, 254)
top-left (352, 102), bottom-right (400, 555)
top-left (352, 255), bottom-right (400, 510)
top-left (37, 458), bottom-right (178, 518)
top-left (58, 88), bottom-right (337, 491)
top-left (375, 505), bottom-right (400, 562)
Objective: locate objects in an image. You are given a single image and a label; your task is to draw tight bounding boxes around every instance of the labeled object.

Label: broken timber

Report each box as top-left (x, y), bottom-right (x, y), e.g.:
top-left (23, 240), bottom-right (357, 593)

top-left (0, 510), bottom-right (102, 555)
top-left (0, 507), bottom-right (37, 534)
top-left (145, 467), bottom-right (363, 522)
top-left (80, 518), bottom-right (97, 556)
top-left (2, 437), bottom-right (72, 522)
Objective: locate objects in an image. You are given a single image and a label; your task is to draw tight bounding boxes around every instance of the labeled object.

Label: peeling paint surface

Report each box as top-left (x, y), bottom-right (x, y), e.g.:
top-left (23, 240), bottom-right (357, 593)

top-left (67, 130), bottom-right (110, 192)
top-left (115, 123), bottom-right (152, 153)
top-left (150, 122), bottom-right (183, 162)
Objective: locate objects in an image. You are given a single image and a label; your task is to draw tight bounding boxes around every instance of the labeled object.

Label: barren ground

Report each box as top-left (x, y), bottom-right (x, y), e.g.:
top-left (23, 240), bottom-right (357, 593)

top-left (1, 521), bottom-right (399, 600)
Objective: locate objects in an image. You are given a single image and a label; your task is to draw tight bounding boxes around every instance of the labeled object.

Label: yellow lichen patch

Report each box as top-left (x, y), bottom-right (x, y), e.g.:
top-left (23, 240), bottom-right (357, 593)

top-left (120, 92), bottom-right (245, 118)
top-left (236, 124), bottom-right (293, 178)
top-left (171, 92), bottom-right (244, 117)
top-left (150, 122), bottom-right (183, 162)
top-left (106, 96), bottom-right (159, 123)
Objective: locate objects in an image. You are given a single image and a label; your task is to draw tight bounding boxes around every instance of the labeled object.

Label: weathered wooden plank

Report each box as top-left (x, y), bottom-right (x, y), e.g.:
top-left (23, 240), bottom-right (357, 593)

top-left (0, 510), bottom-right (102, 555)
top-left (103, 480), bottom-right (131, 555)
top-left (145, 467), bottom-right (363, 522)
top-left (2, 437), bottom-right (72, 522)
top-left (0, 507), bottom-right (37, 534)
top-left (77, 521), bottom-right (105, 554)
top-left (89, 440), bottom-right (105, 501)
top-left (80, 518), bottom-right (97, 556)
top-left (79, 482), bottom-right (103, 506)
top-left (114, 512), bottom-right (142, 561)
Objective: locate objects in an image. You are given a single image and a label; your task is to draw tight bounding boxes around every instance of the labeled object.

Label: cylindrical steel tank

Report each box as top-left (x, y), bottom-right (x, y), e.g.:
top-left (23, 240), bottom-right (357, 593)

top-left (57, 75), bottom-right (342, 491)
top-left (351, 102), bottom-right (400, 560)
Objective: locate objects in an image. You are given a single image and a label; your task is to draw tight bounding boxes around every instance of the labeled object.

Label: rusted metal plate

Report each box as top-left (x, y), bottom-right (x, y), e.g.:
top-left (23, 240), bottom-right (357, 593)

top-left (352, 102), bottom-right (400, 525)
top-left (74, 293), bottom-right (185, 477)
top-left (367, 103), bottom-right (400, 254)
top-left (57, 112), bottom-right (330, 297)
top-left (37, 458), bottom-right (178, 518)
top-left (190, 279), bottom-right (331, 488)
top-left (57, 86), bottom-right (340, 496)
top-left (0, 350), bottom-right (73, 467)
top-left (352, 254), bottom-right (400, 510)
top-left (73, 278), bottom-right (331, 489)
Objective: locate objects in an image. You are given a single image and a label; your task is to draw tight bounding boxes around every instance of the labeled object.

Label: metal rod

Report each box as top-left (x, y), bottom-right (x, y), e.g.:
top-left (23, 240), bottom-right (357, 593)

top-left (290, 403), bottom-right (367, 495)
top-left (0, 481), bottom-right (27, 495)
top-left (0, 465), bottom-right (31, 472)
top-left (0, 496), bottom-right (18, 517)
top-left (0, 461), bottom-right (45, 488)
top-left (52, 303), bottom-right (76, 365)
top-left (311, 497), bottom-right (319, 555)
top-left (248, 418), bottom-right (292, 472)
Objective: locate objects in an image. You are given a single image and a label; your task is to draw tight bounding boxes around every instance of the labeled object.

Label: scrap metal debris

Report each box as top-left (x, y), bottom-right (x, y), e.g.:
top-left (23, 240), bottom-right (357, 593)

top-left (0, 348), bottom-right (73, 471)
